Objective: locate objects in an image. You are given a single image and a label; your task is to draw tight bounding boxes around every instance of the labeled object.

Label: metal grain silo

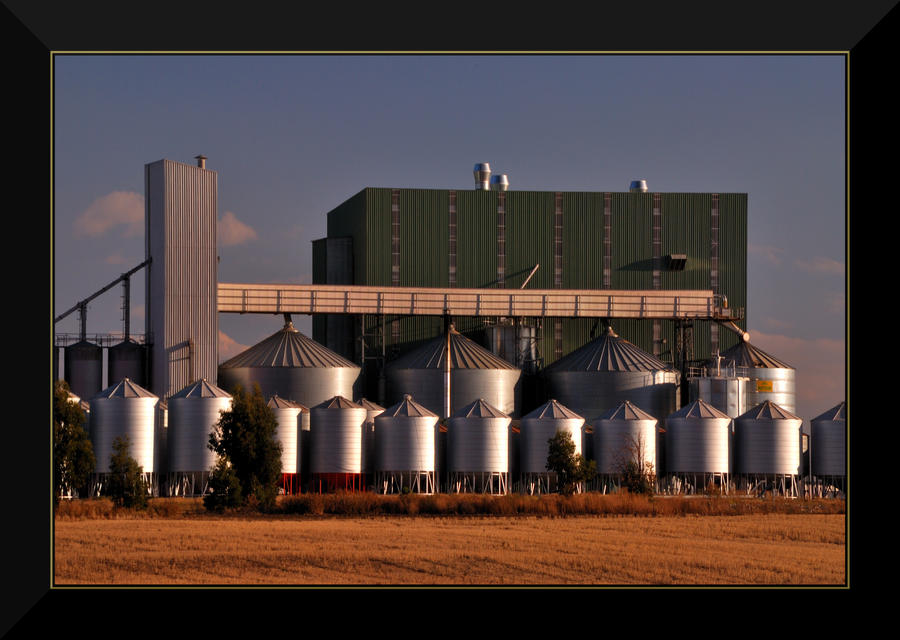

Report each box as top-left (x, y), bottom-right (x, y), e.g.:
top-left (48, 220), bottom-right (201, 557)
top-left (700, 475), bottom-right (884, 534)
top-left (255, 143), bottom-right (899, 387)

top-left (543, 326), bottom-right (679, 428)
top-left (154, 400), bottom-right (168, 489)
top-left (374, 394), bottom-right (439, 494)
top-left (108, 339), bottom-right (148, 388)
top-left (90, 378), bottom-right (159, 493)
top-left (385, 324), bottom-right (522, 418)
top-left (810, 401), bottom-right (846, 495)
top-left (714, 341), bottom-right (796, 415)
top-left (218, 316), bottom-right (361, 409)
top-left (357, 398), bottom-right (384, 479)
top-left (733, 401), bottom-right (802, 496)
top-left (664, 399), bottom-right (732, 494)
top-left (309, 396), bottom-right (367, 492)
top-left (64, 340), bottom-right (103, 401)
top-left (447, 398), bottom-right (511, 494)
top-left (593, 401), bottom-right (660, 485)
top-left (688, 355), bottom-right (749, 418)
top-left (518, 399), bottom-right (585, 494)
top-left (268, 395), bottom-right (305, 495)
top-left (167, 379), bottom-right (232, 496)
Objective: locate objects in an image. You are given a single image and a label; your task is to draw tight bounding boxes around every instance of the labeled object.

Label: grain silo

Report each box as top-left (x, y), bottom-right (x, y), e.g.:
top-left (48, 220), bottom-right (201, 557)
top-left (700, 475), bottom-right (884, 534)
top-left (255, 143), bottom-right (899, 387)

top-left (714, 340), bottom-right (796, 415)
top-left (218, 315), bottom-right (361, 409)
top-left (267, 395), bottom-right (305, 495)
top-left (447, 398), bottom-right (511, 494)
top-left (154, 400), bottom-right (168, 492)
top-left (374, 394), bottom-right (439, 494)
top-left (64, 340), bottom-right (103, 401)
top-left (688, 353), bottom-right (749, 418)
top-left (542, 326), bottom-right (679, 428)
top-left (664, 399), bottom-right (732, 495)
top-left (518, 399), bottom-right (585, 494)
top-left (90, 378), bottom-right (159, 494)
top-left (309, 396), bottom-right (367, 492)
top-left (734, 401), bottom-right (802, 496)
top-left (357, 398), bottom-right (384, 483)
top-left (810, 401), bottom-right (846, 497)
top-left (593, 401), bottom-right (659, 492)
top-left (167, 379), bottom-right (233, 497)
top-left (385, 324), bottom-right (522, 418)
top-left (108, 339), bottom-right (148, 388)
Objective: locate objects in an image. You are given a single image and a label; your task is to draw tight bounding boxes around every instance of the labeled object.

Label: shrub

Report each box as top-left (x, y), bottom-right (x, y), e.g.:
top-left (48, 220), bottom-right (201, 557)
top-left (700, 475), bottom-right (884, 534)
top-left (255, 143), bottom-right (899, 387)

top-left (106, 436), bottom-right (148, 510)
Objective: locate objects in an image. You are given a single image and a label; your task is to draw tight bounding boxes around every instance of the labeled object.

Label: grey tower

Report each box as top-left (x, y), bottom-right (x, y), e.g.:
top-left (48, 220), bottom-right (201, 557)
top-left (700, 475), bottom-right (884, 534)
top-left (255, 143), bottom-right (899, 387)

top-left (145, 157), bottom-right (218, 400)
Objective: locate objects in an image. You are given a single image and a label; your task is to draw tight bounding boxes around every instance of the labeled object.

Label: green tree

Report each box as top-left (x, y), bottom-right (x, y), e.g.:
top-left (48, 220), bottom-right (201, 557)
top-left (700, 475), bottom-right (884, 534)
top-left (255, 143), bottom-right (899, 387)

top-left (546, 430), bottom-right (596, 495)
top-left (106, 436), bottom-right (148, 509)
top-left (203, 456), bottom-right (243, 512)
top-left (613, 433), bottom-right (656, 495)
top-left (207, 383), bottom-right (282, 511)
top-left (53, 380), bottom-right (96, 505)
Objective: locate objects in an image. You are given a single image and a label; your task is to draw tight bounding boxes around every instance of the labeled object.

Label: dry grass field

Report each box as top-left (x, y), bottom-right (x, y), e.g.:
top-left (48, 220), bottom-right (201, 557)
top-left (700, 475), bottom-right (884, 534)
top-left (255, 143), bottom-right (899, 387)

top-left (53, 498), bottom-right (846, 586)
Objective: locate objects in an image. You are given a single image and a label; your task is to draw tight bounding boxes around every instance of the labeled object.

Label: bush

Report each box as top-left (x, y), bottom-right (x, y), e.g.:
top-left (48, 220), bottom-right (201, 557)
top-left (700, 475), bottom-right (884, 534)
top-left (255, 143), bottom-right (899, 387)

top-left (106, 436), bottom-right (148, 510)
top-left (546, 430), bottom-right (597, 495)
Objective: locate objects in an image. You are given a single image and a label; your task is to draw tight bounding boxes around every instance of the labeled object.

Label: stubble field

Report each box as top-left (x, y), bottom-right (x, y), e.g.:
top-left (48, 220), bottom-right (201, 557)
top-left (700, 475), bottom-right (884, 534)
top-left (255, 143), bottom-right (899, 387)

top-left (54, 503), bottom-right (845, 586)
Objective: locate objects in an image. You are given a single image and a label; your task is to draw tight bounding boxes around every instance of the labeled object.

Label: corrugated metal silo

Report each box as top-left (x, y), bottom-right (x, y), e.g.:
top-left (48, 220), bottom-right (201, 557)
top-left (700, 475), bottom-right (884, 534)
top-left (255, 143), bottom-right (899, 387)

top-left (810, 401), bottom-right (846, 486)
top-left (218, 317), bottom-right (361, 409)
top-left (689, 373), bottom-right (749, 418)
top-left (518, 399), bottom-right (585, 494)
top-left (64, 340), bottom-right (103, 401)
top-left (309, 396), bottom-right (367, 492)
top-left (357, 398), bottom-right (384, 479)
top-left (90, 378), bottom-right (159, 493)
top-left (374, 394), bottom-right (439, 494)
top-left (542, 326), bottom-right (679, 428)
top-left (733, 401), bottom-right (802, 496)
top-left (593, 401), bottom-right (659, 481)
top-left (385, 324), bottom-right (522, 418)
top-left (268, 395), bottom-right (305, 494)
top-left (108, 339), bottom-right (148, 388)
top-left (167, 379), bottom-right (232, 496)
top-left (447, 398), bottom-right (511, 494)
top-left (714, 341), bottom-right (796, 415)
top-left (154, 400), bottom-right (168, 484)
top-left (664, 399), bottom-right (732, 494)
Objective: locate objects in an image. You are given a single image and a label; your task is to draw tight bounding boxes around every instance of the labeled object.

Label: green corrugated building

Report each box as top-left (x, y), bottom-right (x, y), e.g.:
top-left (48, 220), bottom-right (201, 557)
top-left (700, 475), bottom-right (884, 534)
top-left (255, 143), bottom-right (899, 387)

top-left (313, 184), bottom-right (747, 400)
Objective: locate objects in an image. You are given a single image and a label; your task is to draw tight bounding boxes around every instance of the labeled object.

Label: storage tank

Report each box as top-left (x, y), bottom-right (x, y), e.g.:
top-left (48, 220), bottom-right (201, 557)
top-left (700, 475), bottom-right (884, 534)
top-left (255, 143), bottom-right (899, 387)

top-left (385, 324), bottom-right (522, 418)
top-left (518, 399), bottom-right (585, 494)
top-left (543, 326), bottom-right (679, 427)
top-left (64, 340), bottom-right (103, 401)
top-left (734, 401), bottom-right (802, 476)
top-left (154, 400), bottom-right (168, 487)
top-left (218, 316), bottom-right (361, 409)
top-left (593, 400), bottom-right (659, 479)
top-left (167, 379), bottom-right (232, 496)
top-left (810, 401), bottom-right (846, 480)
top-left (108, 339), bottom-right (148, 388)
top-left (268, 395), bottom-right (305, 495)
top-left (688, 357), bottom-right (750, 418)
top-left (374, 394), bottom-right (439, 494)
top-left (446, 398), bottom-right (512, 494)
top-left (90, 378), bottom-right (158, 488)
top-left (309, 396), bottom-right (367, 492)
top-left (357, 398), bottom-right (384, 479)
top-left (664, 399), bottom-right (732, 494)
top-left (714, 341), bottom-right (796, 415)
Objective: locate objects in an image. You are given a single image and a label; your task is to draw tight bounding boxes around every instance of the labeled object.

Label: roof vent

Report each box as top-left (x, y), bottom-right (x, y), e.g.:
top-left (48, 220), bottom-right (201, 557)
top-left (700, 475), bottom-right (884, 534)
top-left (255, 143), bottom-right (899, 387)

top-left (474, 163), bottom-right (492, 190)
top-left (490, 174), bottom-right (509, 191)
top-left (195, 155), bottom-right (207, 169)
top-left (629, 179), bottom-right (648, 192)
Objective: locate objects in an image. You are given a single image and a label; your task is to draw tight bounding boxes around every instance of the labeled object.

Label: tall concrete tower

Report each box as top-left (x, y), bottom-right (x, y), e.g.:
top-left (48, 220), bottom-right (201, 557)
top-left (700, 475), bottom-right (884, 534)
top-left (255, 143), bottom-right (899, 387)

top-left (145, 157), bottom-right (218, 400)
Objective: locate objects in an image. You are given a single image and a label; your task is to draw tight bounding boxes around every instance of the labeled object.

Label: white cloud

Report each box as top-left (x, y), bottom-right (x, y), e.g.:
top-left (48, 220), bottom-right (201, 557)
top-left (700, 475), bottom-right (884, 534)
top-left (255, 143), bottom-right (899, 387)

top-left (749, 330), bottom-right (846, 420)
top-left (74, 191), bottom-right (144, 237)
top-left (794, 257), bottom-right (844, 275)
top-left (760, 316), bottom-right (793, 332)
top-left (104, 253), bottom-right (133, 266)
top-left (748, 244), bottom-right (785, 267)
top-left (218, 211), bottom-right (258, 247)
top-left (218, 330), bottom-right (249, 362)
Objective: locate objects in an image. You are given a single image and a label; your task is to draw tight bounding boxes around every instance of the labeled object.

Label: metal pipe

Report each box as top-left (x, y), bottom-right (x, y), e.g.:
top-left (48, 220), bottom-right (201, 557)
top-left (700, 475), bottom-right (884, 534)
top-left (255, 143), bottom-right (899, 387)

top-left (520, 264), bottom-right (540, 289)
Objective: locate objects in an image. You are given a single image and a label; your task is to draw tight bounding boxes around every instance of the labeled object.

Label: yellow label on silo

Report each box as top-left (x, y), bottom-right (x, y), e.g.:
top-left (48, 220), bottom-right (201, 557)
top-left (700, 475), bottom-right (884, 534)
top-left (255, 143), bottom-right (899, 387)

top-left (756, 380), bottom-right (773, 392)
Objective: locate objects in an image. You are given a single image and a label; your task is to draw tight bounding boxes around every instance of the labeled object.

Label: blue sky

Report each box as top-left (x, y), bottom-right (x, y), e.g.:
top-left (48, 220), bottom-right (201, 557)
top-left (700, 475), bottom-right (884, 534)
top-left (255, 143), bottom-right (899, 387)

top-left (52, 54), bottom-right (846, 422)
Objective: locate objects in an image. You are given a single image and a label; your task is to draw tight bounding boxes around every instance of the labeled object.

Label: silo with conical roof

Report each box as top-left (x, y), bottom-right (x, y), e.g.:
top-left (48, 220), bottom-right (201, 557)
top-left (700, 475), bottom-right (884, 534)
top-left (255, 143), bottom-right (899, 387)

top-left (90, 378), bottom-right (159, 494)
top-left (309, 396), bottom-right (367, 492)
top-left (518, 399), bottom-right (585, 494)
top-left (108, 339), bottom-right (148, 388)
top-left (810, 401), bottom-right (846, 496)
top-left (65, 340), bottom-right (103, 401)
top-left (593, 401), bottom-right (660, 489)
top-left (167, 379), bottom-right (232, 496)
top-left (374, 394), bottom-right (439, 494)
top-left (357, 398), bottom-right (384, 482)
top-left (447, 398), bottom-right (511, 494)
top-left (714, 340), bottom-right (796, 415)
top-left (218, 316), bottom-right (361, 409)
top-left (385, 324), bottom-right (522, 418)
top-left (734, 401), bottom-right (802, 496)
top-left (267, 395), bottom-right (306, 494)
top-left (664, 399), bottom-right (732, 494)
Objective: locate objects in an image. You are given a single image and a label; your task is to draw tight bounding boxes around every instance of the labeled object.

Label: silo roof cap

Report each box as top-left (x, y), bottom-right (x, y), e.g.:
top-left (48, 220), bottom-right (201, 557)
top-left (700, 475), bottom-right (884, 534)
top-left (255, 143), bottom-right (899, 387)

top-left (170, 379), bottom-right (231, 399)
top-left (668, 399), bottom-right (731, 420)
top-left (357, 398), bottom-right (385, 412)
top-left (716, 341), bottom-right (794, 370)
top-left (452, 398), bottom-right (510, 419)
top-left (381, 394), bottom-right (439, 418)
top-left (315, 395), bottom-right (362, 410)
top-left (219, 321), bottom-right (359, 369)
top-left (387, 327), bottom-right (519, 371)
top-left (93, 377), bottom-right (158, 400)
top-left (267, 395), bottom-right (307, 410)
top-left (522, 399), bottom-right (584, 421)
top-left (595, 400), bottom-right (658, 422)
top-left (811, 401), bottom-right (846, 422)
top-left (543, 325), bottom-right (675, 373)
top-left (737, 400), bottom-right (800, 421)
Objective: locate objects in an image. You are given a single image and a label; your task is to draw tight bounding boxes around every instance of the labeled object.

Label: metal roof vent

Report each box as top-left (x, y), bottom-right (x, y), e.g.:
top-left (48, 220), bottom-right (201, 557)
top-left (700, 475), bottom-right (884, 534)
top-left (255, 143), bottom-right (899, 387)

top-left (630, 179), bottom-right (648, 192)
top-left (195, 155), bottom-right (207, 169)
top-left (474, 162), bottom-right (492, 190)
top-left (490, 174), bottom-right (509, 191)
